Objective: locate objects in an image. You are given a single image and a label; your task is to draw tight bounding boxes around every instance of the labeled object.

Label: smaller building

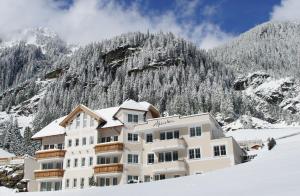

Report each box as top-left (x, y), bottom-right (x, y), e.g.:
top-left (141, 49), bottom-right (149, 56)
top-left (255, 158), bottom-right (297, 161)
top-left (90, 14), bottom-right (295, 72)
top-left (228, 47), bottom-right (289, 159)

top-left (0, 148), bottom-right (16, 165)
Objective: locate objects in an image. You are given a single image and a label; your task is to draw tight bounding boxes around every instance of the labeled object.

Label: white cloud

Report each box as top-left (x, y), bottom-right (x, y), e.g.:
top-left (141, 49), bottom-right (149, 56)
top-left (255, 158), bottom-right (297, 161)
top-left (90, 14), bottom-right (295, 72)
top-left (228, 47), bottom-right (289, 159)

top-left (203, 5), bottom-right (218, 17)
top-left (270, 0), bottom-right (300, 21)
top-left (0, 0), bottom-right (232, 49)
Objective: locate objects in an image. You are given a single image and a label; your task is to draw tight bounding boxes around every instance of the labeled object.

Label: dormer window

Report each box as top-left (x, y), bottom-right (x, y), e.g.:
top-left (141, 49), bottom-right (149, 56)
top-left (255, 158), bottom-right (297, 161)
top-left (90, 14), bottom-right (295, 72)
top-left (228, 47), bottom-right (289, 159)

top-left (76, 114), bottom-right (80, 128)
top-left (128, 114), bottom-right (138, 123)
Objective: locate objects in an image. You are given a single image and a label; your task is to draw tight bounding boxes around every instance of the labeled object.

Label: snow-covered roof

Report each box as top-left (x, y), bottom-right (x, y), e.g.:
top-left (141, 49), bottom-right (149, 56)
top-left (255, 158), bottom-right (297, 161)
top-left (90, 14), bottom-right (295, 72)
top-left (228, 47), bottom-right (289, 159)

top-left (94, 107), bottom-right (123, 128)
top-left (32, 116), bottom-right (66, 139)
top-left (0, 148), bottom-right (15, 158)
top-left (119, 99), bottom-right (150, 111)
top-left (31, 100), bottom-right (159, 138)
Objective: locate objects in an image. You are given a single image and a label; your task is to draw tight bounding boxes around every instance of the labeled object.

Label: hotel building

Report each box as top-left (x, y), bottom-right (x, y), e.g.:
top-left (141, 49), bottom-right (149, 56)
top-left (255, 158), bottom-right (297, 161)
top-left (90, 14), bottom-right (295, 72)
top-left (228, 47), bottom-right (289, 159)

top-left (29, 100), bottom-right (246, 192)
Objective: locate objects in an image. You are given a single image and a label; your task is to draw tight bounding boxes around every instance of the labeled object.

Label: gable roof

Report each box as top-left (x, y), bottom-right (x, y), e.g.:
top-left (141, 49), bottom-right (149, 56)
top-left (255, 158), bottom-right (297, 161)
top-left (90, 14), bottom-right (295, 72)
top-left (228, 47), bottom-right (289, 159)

top-left (94, 107), bottom-right (123, 128)
top-left (59, 104), bottom-right (105, 127)
top-left (115, 99), bottom-right (160, 118)
top-left (32, 116), bottom-right (66, 139)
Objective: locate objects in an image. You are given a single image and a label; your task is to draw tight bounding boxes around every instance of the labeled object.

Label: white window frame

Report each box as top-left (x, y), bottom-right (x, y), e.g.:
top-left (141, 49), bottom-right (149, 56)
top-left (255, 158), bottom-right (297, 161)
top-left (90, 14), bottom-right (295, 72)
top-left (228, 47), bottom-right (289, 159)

top-left (127, 153), bottom-right (139, 164)
top-left (189, 125), bottom-right (202, 137)
top-left (188, 148), bottom-right (201, 160)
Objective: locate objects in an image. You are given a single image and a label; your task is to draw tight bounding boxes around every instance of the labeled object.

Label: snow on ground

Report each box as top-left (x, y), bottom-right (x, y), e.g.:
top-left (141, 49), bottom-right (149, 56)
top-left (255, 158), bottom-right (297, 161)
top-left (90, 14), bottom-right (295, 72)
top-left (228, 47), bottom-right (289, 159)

top-left (2, 128), bottom-right (300, 196)
top-left (226, 127), bottom-right (300, 142)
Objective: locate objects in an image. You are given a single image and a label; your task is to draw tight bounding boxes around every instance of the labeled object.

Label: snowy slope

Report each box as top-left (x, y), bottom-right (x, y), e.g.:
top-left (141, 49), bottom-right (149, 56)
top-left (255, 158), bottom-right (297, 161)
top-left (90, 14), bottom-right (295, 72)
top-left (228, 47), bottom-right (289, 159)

top-left (2, 128), bottom-right (300, 196)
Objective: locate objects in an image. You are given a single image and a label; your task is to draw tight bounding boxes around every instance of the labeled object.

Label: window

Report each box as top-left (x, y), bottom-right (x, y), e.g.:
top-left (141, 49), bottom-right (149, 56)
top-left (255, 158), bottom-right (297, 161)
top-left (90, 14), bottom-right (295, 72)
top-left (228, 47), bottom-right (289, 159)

top-left (128, 154), bottom-right (138, 164)
top-left (74, 158), bottom-right (78, 167)
top-left (82, 137), bottom-right (86, 146)
top-left (106, 157), bottom-right (111, 164)
top-left (146, 134), bottom-right (153, 143)
top-left (214, 146), bottom-right (220, 156)
top-left (167, 131), bottom-right (173, 139)
top-left (99, 178), bottom-right (105, 187)
top-left (106, 137), bottom-right (111, 142)
top-left (213, 145), bottom-right (227, 156)
top-left (127, 176), bottom-right (138, 184)
top-left (158, 153), bottom-right (164, 162)
top-left (57, 143), bottom-right (63, 149)
top-left (158, 151), bottom-right (178, 162)
top-left (113, 157), bottom-right (118, 163)
top-left (41, 181), bottom-right (52, 191)
top-left (68, 139), bottom-right (72, 147)
top-left (75, 139), bottom-right (79, 146)
top-left (154, 174), bottom-right (165, 181)
top-left (113, 177), bottom-right (118, 185)
top-left (144, 176), bottom-right (151, 182)
top-left (66, 179), bottom-right (70, 188)
top-left (89, 136), bottom-right (94, 144)
top-left (147, 154), bottom-right (154, 164)
top-left (189, 148), bottom-right (201, 159)
top-left (128, 114), bottom-right (138, 123)
top-left (190, 126), bottom-right (201, 137)
top-left (128, 133), bottom-right (138, 142)
top-left (76, 114), bottom-right (80, 128)
top-left (128, 114), bottom-right (133, 122)
top-left (174, 130), bottom-right (179, 139)
top-left (67, 159), bottom-right (71, 168)
top-left (54, 181), bottom-right (62, 191)
top-left (160, 130), bottom-right (180, 140)
top-left (113, 136), bottom-right (118, 141)
top-left (165, 152), bottom-right (172, 162)
top-left (105, 178), bottom-right (109, 186)
top-left (90, 117), bottom-right (94, 127)
top-left (43, 145), bottom-right (49, 150)
top-left (83, 113), bottom-right (87, 128)
top-left (81, 158), bottom-right (85, 167)
top-left (173, 151), bottom-right (178, 161)
top-left (42, 162), bottom-right (62, 170)
top-left (89, 157), bottom-right (93, 166)
top-left (80, 178), bottom-right (85, 189)
top-left (195, 148), bottom-right (201, 158)
top-left (101, 137), bottom-right (106, 143)
top-left (160, 132), bottom-right (165, 140)
top-left (133, 115), bottom-right (138, 123)
top-left (49, 144), bottom-right (55, 149)
top-left (73, 178), bottom-right (77, 188)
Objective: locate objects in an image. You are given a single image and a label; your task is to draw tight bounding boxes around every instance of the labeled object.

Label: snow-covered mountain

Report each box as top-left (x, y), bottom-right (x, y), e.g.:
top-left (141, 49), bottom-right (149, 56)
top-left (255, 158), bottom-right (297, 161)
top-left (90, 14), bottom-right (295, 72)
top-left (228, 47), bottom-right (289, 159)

top-left (1, 21), bottom-right (300, 155)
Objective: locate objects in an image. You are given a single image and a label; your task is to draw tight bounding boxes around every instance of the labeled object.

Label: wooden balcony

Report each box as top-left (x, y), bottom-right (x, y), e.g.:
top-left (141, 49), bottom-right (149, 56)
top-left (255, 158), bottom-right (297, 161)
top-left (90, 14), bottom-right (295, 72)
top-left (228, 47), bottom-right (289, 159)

top-left (34, 169), bottom-right (64, 179)
top-left (94, 163), bottom-right (123, 174)
top-left (94, 142), bottom-right (124, 154)
top-left (35, 149), bottom-right (66, 159)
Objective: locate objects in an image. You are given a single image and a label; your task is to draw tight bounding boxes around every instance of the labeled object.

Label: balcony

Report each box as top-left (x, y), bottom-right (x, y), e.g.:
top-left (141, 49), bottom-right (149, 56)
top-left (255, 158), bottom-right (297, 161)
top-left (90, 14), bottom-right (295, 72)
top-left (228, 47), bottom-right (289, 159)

top-left (151, 139), bottom-right (186, 152)
top-left (94, 163), bottom-right (123, 174)
top-left (94, 142), bottom-right (124, 154)
top-left (34, 169), bottom-right (64, 179)
top-left (151, 160), bottom-right (187, 174)
top-left (35, 149), bottom-right (66, 160)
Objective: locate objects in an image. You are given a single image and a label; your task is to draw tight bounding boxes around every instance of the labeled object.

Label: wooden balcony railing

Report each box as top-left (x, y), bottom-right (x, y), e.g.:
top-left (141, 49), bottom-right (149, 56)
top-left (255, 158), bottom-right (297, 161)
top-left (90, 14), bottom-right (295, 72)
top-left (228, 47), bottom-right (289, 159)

top-left (34, 169), bottom-right (64, 179)
top-left (94, 163), bottom-right (123, 174)
top-left (94, 142), bottom-right (124, 154)
top-left (35, 149), bottom-right (66, 159)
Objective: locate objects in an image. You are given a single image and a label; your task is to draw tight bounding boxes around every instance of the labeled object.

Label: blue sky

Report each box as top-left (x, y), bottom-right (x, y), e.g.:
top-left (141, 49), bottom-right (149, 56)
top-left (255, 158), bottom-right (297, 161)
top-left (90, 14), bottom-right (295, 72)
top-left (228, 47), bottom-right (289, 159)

top-left (117, 0), bottom-right (282, 35)
top-left (0, 0), bottom-right (299, 49)
top-left (60, 0), bottom-right (282, 35)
